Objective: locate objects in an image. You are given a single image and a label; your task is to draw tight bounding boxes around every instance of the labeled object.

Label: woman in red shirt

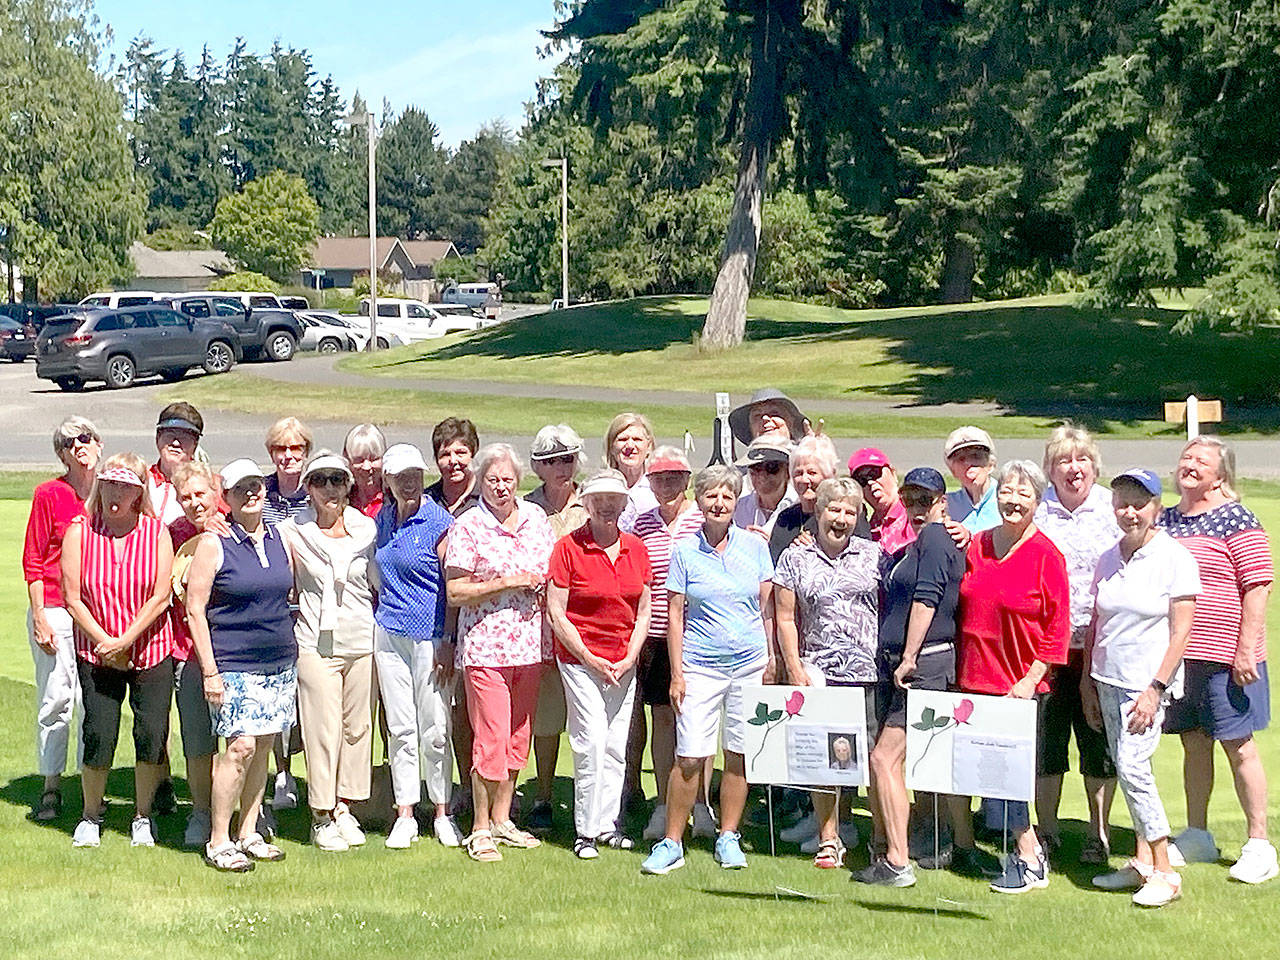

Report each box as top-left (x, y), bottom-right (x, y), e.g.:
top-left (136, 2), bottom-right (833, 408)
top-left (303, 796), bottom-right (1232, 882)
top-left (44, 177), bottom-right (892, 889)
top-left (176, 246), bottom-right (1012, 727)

top-left (950, 459), bottom-right (1069, 893)
top-left (546, 469), bottom-right (652, 859)
top-left (22, 416), bottom-right (101, 822)
top-left (61, 453), bottom-right (175, 850)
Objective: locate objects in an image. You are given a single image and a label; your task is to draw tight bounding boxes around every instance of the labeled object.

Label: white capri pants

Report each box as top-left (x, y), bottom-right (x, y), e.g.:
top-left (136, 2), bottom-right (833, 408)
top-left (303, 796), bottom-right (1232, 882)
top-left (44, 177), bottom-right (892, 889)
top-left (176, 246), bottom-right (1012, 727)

top-left (29, 607), bottom-right (81, 777)
top-left (559, 660), bottom-right (636, 840)
top-left (375, 626), bottom-right (454, 808)
top-left (676, 660), bottom-right (767, 758)
top-left (1098, 681), bottom-right (1171, 843)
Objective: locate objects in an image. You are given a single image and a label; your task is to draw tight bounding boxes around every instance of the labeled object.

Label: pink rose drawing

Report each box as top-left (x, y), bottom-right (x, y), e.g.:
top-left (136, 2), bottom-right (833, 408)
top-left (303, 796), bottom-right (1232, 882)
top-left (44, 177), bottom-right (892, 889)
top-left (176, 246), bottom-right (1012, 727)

top-left (748, 690), bottom-right (805, 766)
top-left (909, 698), bottom-right (974, 776)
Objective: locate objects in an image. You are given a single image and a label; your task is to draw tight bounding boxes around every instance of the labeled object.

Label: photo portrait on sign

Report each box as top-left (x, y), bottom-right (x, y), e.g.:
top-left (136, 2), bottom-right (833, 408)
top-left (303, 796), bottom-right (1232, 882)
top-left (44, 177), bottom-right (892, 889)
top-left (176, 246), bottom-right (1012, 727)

top-left (828, 734), bottom-right (857, 770)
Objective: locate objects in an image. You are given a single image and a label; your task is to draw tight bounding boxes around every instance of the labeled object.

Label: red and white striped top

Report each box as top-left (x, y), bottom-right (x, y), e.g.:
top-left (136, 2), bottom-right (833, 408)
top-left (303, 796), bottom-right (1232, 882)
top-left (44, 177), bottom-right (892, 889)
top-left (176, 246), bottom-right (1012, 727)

top-left (73, 514), bottom-right (173, 669)
top-left (632, 503), bottom-right (704, 639)
top-left (1160, 503), bottom-right (1274, 665)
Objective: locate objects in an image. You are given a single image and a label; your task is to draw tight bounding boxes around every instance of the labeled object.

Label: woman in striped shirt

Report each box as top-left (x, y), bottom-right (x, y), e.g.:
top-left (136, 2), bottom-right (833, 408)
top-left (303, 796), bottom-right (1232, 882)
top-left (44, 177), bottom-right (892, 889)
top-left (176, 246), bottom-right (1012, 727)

top-left (1159, 436), bottom-right (1277, 883)
top-left (60, 453), bottom-right (175, 850)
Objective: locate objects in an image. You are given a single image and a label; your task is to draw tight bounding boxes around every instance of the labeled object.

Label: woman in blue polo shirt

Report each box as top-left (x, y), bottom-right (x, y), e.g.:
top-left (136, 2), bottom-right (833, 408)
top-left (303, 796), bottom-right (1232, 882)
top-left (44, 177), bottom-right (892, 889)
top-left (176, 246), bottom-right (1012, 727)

top-left (642, 464), bottom-right (774, 875)
top-left (371, 444), bottom-right (462, 851)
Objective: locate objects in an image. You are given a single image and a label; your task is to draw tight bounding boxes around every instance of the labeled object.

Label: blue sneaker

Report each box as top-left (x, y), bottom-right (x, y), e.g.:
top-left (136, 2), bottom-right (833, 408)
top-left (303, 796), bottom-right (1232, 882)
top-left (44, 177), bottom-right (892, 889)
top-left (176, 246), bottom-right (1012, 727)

top-left (990, 855), bottom-right (1049, 894)
top-left (641, 838), bottom-right (685, 875)
top-left (714, 831), bottom-right (748, 869)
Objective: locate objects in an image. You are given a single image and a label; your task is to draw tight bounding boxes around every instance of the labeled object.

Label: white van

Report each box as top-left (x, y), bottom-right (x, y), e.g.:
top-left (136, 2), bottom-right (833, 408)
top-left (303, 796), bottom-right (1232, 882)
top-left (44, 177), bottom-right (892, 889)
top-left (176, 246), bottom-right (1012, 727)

top-left (79, 291), bottom-right (159, 308)
top-left (442, 282), bottom-right (501, 311)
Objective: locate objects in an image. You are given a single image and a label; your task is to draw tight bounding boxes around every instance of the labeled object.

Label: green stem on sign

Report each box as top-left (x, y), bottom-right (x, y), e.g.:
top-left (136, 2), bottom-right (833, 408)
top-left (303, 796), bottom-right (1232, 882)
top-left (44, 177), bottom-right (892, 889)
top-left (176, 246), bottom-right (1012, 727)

top-left (750, 719), bottom-right (783, 767)
top-left (909, 720), bottom-right (955, 778)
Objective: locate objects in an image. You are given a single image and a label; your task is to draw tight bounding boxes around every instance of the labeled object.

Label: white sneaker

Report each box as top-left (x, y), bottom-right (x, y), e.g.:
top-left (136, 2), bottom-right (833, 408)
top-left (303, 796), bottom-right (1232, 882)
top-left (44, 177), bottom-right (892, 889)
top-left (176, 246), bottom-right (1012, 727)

top-left (1229, 839), bottom-right (1280, 884)
top-left (1171, 827), bottom-right (1219, 863)
top-left (433, 815), bottom-right (463, 848)
top-left (333, 804), bottom-right (366, 846)
top-left (312, 818), bottom-right (350, 852)
top-left (183, 809), bottom-right (212, 848)
top-left (643, 804), bottom-right (668, 841)
top-left (273, 771), bottom-right (298, 810)
top-left (130, 815), bottom-right (156, 847)
top-left (780, 811), bottom-right (818, 843)
top-left (1132, 871), bottom-right (1182, 907)
top-left (72, 818), bottom-right (101, 848)
top-left (692, 803), bottom-right (719, 839)
top-left (386, 815), bottom-right (419, 849)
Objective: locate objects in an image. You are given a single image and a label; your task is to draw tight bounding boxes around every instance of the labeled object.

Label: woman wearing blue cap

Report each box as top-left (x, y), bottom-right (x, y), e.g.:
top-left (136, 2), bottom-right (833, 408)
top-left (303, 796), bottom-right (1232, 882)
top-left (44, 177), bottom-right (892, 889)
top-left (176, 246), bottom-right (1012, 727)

top-left (1082, 469), bottom-right (1200, 907)
top-left (859, 467), bottom-right (965, 886)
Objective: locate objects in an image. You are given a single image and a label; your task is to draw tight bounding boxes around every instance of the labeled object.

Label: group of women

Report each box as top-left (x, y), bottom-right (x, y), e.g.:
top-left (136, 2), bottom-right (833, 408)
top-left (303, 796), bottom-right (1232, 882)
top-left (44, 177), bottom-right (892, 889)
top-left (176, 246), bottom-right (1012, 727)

top-left (21, 392), bottom-right (1275, 904)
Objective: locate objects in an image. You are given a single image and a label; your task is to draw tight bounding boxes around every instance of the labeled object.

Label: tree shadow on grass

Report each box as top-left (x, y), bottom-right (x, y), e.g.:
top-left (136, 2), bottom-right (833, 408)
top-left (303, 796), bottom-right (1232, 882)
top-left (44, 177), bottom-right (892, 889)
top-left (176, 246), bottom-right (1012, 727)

top-left (0, 770), bottom-right (191, 849)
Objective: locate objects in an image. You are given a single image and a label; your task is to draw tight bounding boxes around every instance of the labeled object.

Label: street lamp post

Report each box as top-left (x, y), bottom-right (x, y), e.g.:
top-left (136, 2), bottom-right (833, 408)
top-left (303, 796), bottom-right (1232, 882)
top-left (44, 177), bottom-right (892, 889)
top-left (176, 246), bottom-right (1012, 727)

top-left (541, 157), bottom-right (568, 307)
top-left (346, 107), bottom-right (379, 350)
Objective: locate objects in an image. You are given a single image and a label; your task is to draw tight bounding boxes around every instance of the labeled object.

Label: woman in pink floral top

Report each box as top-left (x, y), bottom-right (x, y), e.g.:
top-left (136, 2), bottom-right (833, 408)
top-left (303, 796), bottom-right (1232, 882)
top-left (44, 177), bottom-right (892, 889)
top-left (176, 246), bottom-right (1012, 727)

top-left (446, 443), bottom-right (556, 861)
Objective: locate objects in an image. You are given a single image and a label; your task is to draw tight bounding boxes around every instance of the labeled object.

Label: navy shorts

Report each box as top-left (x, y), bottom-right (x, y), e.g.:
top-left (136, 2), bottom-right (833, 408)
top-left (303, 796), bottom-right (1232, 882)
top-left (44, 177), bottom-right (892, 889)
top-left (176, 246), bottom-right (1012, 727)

top-left (877, 645), bottom-right (955, 729)
top-left (1163, 660), bottom-right (1270, 741)
top-left (638, 635), bottom-right (672, 706)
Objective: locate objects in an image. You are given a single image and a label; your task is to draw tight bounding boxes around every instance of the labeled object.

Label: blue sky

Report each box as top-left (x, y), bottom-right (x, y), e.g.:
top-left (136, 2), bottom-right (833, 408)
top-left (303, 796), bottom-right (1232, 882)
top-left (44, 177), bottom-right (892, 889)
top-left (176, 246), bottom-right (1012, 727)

top-left (93, 0), bottom-right (564, 146)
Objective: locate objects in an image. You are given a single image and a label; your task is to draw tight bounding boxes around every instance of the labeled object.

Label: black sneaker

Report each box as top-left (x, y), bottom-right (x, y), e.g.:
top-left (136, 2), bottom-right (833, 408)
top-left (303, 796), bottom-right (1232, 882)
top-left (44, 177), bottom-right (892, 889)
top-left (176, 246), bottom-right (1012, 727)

top-left (854, 858), bottom-right (917, 887)
top-left (952, 845), bottom-right (1002, 879)
top-left (152, 779), bottom-right (177, 816)
top-left (990, 855), bottom-right (1049, 894)
top-left (598, 831), bottom-right (635, 850)
top-left (527, 800), bottom-right (553, 835)
top-left (915, 843), bottom-right (954, 870)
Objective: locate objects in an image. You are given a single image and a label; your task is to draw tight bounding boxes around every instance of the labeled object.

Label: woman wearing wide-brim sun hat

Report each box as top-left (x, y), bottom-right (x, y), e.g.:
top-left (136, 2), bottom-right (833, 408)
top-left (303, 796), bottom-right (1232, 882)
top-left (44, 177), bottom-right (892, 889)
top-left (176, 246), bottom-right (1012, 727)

top-left (727, 388), bottom-right (811, 446)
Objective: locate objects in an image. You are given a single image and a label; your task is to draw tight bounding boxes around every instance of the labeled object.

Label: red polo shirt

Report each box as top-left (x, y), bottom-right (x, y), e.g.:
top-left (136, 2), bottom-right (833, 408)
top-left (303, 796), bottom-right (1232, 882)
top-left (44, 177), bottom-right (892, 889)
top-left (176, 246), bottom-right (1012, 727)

top-left (548, 525), bottom-right (651, 664)
top-left (957, 528), bottom-right (1070, 695)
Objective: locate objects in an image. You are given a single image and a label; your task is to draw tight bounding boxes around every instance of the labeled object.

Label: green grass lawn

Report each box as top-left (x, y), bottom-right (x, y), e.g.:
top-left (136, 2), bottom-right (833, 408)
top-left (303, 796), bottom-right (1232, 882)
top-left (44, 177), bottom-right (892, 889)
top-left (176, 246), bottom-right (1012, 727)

top-left (3, 486), bottom-right (1280, 959)
top-left (339, 295), bottom-right (1280, 435)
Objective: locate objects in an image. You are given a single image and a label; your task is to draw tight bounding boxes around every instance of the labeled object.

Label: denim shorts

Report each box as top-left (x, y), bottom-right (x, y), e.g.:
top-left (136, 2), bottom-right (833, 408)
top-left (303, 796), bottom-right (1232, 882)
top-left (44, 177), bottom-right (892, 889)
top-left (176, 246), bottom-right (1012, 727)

top-left (1163, 660), bottom-right (1270, 741)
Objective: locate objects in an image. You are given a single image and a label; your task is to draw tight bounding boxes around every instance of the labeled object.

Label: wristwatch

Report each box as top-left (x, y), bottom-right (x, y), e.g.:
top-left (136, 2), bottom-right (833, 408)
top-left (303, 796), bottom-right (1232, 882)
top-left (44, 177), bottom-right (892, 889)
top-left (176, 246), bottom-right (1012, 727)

top-left (1150, 677), bottom-right (1169, 694)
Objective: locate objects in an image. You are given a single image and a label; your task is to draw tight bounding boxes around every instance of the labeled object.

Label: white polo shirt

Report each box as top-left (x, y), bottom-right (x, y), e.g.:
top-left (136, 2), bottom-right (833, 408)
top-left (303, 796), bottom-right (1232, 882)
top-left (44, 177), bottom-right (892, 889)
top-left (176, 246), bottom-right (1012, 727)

top-left (1090, 529), bottom-right (1201, 695)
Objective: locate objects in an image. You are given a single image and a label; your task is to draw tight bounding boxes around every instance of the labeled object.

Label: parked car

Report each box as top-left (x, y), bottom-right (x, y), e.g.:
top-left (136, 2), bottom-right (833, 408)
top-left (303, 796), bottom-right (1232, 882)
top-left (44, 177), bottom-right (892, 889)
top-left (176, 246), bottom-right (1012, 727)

top-left (35, 305), bottom-right (241, 390)
top-left (0, 302), bottom-right (88, 333)
top-left (430, 302), bottom-right (496, 332)
top-left (0, 316), bottom-right (37, 361)
top-left (327, 313), bottom-right (409, 349)
top-left (279, 296), bottom-right (311, 310)
top-left (442, 282), bottom-right (502, 310)
top-left (159, 294), bottom-right (302, 361)
top-left (214, 291), bottom-right (286, 310)
top-left (357, 298), bottom-right (487, 340)
top-left (298, 311), bottom-right (368, 353)
top-left (78, 291), bottom-right (159, 308)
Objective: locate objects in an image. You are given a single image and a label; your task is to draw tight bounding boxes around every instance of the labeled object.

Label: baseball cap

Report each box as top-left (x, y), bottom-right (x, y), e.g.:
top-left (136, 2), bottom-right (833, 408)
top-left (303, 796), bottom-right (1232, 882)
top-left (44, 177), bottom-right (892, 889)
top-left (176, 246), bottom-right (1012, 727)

top-left (220, 458), bottom-right (265, 491)
top-left (735, 435), bottom-right (792, 468)
top-left (901, 467), bottom-right (947, 495)
top-left (382, 443), bottom-right (429, 476)
top-left (848, 447), bottom-right (891, 475)
top-left (1112, 468), bottom-right (1161, 498)
top-left (944, 426), bottom-right (994, 459)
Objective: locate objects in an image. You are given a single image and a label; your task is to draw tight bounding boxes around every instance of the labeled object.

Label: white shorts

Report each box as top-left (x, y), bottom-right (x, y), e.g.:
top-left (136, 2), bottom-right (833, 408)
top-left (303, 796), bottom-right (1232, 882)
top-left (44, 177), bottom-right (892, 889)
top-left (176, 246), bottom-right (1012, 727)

top-left (676, 660), bottom-right (766, 758)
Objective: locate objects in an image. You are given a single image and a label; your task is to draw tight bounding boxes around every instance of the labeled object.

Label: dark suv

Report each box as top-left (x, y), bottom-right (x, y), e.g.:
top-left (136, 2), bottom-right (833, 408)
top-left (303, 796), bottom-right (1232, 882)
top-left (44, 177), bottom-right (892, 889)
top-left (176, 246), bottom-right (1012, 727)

top-left (35, 305), bottom-right (241, 390)
top-left (0, 303), bottom-right (85, 361)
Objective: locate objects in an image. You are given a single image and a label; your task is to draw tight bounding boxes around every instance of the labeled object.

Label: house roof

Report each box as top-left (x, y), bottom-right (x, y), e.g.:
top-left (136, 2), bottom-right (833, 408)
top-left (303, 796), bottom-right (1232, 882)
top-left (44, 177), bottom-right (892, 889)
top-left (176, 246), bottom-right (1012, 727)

top-left (309, 237), bottom-right (403, 271)
top-left (400, 240), bottom-right (460, 265)
top-left (129, 241), bottom-right (232, 280)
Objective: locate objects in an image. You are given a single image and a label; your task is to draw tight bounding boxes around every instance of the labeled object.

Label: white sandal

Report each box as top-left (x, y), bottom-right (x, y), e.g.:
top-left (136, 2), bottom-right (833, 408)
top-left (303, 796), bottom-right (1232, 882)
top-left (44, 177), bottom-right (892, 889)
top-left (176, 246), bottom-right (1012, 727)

top-left (205, 841), bottom-right (254, 872)
top-left (238, 832), bottom-right (285, 861)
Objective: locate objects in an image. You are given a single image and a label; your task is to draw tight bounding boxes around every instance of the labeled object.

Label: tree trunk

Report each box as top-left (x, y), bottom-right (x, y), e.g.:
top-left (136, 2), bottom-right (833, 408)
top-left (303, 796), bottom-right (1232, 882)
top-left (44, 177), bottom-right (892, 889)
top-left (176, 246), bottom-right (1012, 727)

top-left (939, 217), bottom-right (979, 303)
top-left (702, 7), bottom-right (779, 350)
top-left (3, 225), bottom-right (14, 303)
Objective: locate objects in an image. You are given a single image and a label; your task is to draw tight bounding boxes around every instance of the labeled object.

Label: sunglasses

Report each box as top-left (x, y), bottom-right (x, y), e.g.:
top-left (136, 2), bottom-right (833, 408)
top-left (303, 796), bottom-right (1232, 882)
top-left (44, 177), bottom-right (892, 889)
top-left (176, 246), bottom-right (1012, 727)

top-left (309, 472), bottom-right (349, 488)
top-left (269, 443), bottom-right (307, 456)
top-left (748, 461), bottom-right (785, 475)
top-left (853, 467), bottom-right (884, 486)
top-left (59, 433), bottom-right (96, 450)
top-left (542, 455), bottom-right (576, 466)
top-left (901, 491), bottom-right (940, 507)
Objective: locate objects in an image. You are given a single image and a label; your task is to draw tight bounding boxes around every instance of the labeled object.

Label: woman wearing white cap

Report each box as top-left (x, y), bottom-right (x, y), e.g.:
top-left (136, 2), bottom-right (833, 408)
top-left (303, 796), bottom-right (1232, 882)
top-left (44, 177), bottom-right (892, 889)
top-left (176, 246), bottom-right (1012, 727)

top-left (546, 469), bottom-right (652, 858)
top-left (371, 443), bottom-right (463, 849)
top-left (278, 451), bottom-right (378, 852)
top-left (61, 453), bottom-right (175, 850)
top-left (525, 424), bottom-right (588, 832)
top-left (185, 457), bottom-right (297, 871)
top-left (944, 426), bottom-right (1000, 533)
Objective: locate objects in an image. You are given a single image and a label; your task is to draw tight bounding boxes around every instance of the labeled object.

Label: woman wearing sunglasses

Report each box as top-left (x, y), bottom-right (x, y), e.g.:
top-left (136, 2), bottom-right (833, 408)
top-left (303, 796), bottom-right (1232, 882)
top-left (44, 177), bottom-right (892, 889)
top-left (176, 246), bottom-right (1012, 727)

top-left (185, 459), bottom-right (297, 872)
top-left (524, 424), bottom-right (589, 832)
top-left (279, 453), bottom-right (378, 852)
top-left (23, 416), bottom-right (102, 822)
top-left (733, 436), bottom-right (797, 540)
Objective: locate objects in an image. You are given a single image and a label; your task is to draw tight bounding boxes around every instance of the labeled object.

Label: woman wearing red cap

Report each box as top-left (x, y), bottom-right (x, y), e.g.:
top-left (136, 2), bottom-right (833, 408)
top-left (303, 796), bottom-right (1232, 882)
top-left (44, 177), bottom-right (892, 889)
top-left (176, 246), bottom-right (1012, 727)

top-left (849, 448), bottom-right (915, 555)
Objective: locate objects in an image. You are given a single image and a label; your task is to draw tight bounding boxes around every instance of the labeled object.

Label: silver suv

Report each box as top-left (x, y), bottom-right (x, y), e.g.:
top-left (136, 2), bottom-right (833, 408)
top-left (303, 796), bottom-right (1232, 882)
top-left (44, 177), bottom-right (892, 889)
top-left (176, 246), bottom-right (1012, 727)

top-left (35, 305), bottom-right (241, 390)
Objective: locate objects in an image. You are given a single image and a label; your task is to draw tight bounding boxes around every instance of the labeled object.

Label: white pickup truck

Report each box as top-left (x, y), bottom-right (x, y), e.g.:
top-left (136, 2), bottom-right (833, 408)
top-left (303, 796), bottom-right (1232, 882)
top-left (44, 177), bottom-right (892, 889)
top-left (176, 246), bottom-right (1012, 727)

top-left (355, 298), bottom-right (486, 342)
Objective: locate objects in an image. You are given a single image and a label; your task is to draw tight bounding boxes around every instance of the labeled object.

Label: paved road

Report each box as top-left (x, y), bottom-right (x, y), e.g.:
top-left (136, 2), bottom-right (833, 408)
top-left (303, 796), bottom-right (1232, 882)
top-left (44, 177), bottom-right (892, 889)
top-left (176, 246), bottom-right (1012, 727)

top-left (1, 355), bottom-right (1275, 478)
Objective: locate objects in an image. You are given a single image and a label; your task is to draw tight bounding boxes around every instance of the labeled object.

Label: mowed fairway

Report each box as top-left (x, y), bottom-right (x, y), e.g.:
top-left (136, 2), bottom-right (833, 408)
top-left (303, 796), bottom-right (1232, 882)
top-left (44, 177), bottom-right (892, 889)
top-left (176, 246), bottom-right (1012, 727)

top-left (2, 486), bottom-right (1280, 960)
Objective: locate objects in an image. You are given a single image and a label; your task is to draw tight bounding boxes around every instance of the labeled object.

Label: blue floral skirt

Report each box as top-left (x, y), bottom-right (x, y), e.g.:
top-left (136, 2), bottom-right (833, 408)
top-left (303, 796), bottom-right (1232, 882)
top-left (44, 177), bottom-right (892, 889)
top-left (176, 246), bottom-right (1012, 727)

top-left (212, 665), bottom-right (297, 738)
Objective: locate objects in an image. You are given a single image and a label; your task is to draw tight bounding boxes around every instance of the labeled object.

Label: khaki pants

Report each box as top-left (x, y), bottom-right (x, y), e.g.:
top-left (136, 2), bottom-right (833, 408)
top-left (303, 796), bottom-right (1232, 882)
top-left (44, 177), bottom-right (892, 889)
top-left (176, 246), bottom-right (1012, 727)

top-left (296, 648), bottom-right (375, 811)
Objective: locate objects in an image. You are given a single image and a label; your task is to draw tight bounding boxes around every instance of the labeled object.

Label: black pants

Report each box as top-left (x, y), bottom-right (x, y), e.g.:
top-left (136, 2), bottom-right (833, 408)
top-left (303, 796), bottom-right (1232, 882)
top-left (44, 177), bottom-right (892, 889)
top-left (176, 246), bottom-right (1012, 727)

top-left (79, 657), bottom-right (174, 768)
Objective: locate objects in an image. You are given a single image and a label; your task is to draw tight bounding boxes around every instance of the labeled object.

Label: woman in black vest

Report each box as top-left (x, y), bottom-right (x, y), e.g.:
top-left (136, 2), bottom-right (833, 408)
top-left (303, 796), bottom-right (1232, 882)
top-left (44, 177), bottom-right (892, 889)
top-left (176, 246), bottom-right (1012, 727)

top-left (186, 458), bottom-right (297, 872)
